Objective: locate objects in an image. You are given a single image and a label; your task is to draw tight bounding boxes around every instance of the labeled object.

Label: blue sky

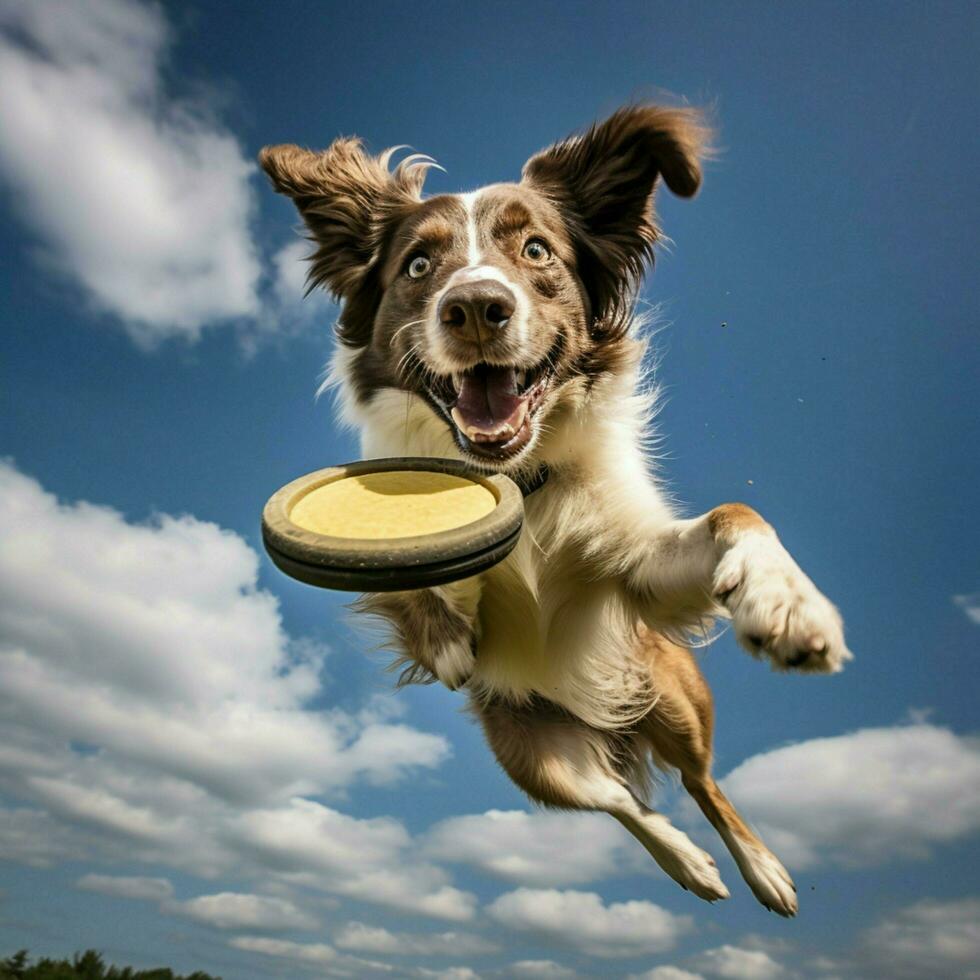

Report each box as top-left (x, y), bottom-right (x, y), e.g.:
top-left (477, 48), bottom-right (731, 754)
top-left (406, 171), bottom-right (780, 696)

top-left (0, 1), bottom-right (977, 977)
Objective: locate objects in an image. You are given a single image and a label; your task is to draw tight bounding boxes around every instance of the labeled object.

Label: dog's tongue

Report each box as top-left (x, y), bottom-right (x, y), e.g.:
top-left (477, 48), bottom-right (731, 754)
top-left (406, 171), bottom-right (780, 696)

top-left (454, 365), bottom-right (523, 434)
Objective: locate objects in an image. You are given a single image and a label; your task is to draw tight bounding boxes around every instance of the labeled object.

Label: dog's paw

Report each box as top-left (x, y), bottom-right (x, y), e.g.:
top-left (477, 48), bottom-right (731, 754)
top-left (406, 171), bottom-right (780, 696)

top-left (670, 846), bottom-right (730, 904)
top-left (657, 829), bottom-right (730, 903)
top-left (636, 814), bottom-right (730, 903)
top-left (432, 637), bottom-right (476, 691)
top-left (713, 532), bottom-right (852, 673)
top-left (726, 835), bottom-right (798, 917)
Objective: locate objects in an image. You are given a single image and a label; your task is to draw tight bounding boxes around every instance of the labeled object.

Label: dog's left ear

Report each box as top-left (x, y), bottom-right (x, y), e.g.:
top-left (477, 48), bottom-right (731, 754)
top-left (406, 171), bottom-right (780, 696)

top-left (522, 104), bottom-right (709, 331)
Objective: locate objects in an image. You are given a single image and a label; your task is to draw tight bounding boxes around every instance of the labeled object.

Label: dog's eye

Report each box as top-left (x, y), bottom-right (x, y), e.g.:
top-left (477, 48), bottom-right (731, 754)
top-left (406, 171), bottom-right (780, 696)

top-left (522, 238), bottom-right (551, 262)
top-left (406, 254), bottom-right (431, 279)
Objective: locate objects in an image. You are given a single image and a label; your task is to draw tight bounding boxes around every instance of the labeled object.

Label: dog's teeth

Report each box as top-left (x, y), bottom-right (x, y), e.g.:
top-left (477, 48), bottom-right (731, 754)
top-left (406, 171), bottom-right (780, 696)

top-left (451, 404), bottom-right (526, 444)
top-left (451, 372), bottom-right (463, 392)
top-left (516, 369), bottom-right (527, 389)
top-left (473, 423), bottom-right (514, 443)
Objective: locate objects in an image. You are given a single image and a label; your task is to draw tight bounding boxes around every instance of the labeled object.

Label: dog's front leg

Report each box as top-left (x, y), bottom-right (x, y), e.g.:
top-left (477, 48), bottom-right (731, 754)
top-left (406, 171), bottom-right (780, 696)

top-left (356, 579), bottom-right (481, 690)
top-left (628, 503), bottom-right (852, 672)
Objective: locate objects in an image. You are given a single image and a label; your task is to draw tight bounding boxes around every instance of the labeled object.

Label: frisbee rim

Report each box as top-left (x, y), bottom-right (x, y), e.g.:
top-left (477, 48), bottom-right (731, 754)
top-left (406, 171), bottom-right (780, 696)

top-left (262, 520), bottom-right (523, 592)
top-left (261, 457), bottom-right (524, 586)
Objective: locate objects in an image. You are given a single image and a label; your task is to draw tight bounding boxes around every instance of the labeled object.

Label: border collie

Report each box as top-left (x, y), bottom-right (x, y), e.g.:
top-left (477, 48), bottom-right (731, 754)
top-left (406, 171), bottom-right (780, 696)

top-left (259, 104), bottom-right (852, 916)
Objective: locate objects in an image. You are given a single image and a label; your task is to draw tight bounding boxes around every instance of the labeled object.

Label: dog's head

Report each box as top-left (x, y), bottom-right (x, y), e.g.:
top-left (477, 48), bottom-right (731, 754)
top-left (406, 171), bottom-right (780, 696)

top-left (260, 105), bottom-right (707, 471)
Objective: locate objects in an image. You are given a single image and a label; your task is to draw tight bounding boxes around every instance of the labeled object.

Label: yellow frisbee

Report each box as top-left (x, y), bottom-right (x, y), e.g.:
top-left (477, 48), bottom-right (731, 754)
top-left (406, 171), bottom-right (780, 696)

top-left (261, 458), bottom-right (525, 591)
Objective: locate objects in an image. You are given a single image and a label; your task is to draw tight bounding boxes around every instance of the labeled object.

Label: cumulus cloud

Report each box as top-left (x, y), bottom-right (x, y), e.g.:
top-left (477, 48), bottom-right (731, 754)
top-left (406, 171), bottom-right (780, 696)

top-left (0, 460), bottom-right (469, 920)
top-left (0, 0), bottom-right (262, 344)
top-left (228, 938), bottom-right (482, 980)
top-left (0, 460), bottom-right (447, 802)
top-left (268, 239), bottom-right (334, 328)
top-left (333, 921), bottom-right (497, 956)
top-left (424, 809), bottom-right (630, 886)
top-left (486, 888), bottom-right (692, 959)
top-left (954, 593), bottom-right (980, 626)
top-left (628, 968), bottom-right (705, 980)
top-left (506, 961), bottom-right (580, 979)
top-left (237, 236), bottom-right (337, 356)
top-left (171, 891), bottom-right (319, 932)
top-left (77, 875), bottom-right (330, 938)
top-left (76, 873), bottom-right (174, 902)
top-left (0, 0), bottom-right (334, 348)
top-left (689, 945), bottom-right (785, 980)
top-left (718, 721), bottom-right (980, 869)
top-left (0, 806), bottom-right (92, 867)
top-left (414, 970), bottom-right (481, 980)
top-left (234, 798), bottom-right (476, 921)
top-left (76, 876), bottom-right (324, 936)
top-left (228, 936), bottom-right (338, 966)
top-left (859, 897), bottom-right (980, 980)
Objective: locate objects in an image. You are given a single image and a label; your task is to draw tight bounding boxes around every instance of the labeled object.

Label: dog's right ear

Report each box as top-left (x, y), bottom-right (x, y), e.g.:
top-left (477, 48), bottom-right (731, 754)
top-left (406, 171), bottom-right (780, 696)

top-left (259, 139), bottom-right (429, 301)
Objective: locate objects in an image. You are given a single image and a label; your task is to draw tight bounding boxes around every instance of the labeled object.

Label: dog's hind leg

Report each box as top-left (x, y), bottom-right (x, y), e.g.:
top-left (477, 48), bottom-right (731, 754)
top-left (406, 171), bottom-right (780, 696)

top-left (639, 631), bottom-right (798, 917)
top-left (473, 694), bottom-right (729, 903)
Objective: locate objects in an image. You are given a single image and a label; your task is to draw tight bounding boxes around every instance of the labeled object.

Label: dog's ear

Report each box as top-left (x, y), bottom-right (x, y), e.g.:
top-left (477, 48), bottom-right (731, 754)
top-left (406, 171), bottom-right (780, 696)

top-left (522, 104), bottom-right (709, 332)
top-left (259, 138), bottom-right (431, 302)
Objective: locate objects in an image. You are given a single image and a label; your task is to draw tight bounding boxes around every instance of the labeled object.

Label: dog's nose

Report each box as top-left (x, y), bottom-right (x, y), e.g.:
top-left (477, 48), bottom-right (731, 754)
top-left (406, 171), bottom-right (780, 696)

top-left (438, 280), bottom-right (516, 343)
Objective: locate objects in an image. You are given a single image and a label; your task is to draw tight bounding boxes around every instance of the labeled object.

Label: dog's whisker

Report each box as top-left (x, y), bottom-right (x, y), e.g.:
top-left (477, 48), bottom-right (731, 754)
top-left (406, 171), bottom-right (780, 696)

top-left (391, 318), bottom-right (427, 346)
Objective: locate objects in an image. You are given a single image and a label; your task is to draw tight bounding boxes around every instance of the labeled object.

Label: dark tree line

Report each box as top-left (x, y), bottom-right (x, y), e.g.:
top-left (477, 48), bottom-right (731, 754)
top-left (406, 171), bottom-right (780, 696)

top-left (0, 950), bottom-right (220, 980)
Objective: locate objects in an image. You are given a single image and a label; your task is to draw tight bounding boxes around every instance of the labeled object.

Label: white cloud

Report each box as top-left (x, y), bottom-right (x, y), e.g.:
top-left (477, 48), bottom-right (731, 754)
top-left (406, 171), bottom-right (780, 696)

top-left (628, 968), bottom-right (704, 980)
top-left (0, 460), bottom-right (448, 803)
top-left (0, 806), bottom-right (91, 867)
top-left (269, 239), bottom-right (333, 328)
top-left (954, 593), bottom-right (980, 626)
top-left (0, 0), bottom-right (335, 349)
top-left (860, 897), bottom-right (980, 980)
top-left (76, 873), bottom-right (174, 902)
top-left (507, 961), bottom-right (580, 979)
top-left (271, 238), bottom-right (314, 306)
top-left (228, 936), bottom-right (407, 979)
top-left (413, 970), bottom-right (481, 980)
top-left (689, 945), bottom-right (785, 980)
top-left (0, 460), bottom-right (470, 920)
top-left (171, 890), bottom-right (319, 932)
top-left (719, 722), bottom-right (980, 869)
top-left (228, 938), bottom-right (482, 980)
top-left (333, 921), bottom-right (497, 957)
top-left (75, 875), bottom-right (328, 939)
top-left (486, 888), bottom-right (692, 959)
top-left (235, 798), bottom-right (477, 921)
top-left (228, 936), bottom-right (337, 965)
top-left (802, 955), bottom-right (844, 978)
top-left (238, 237), bottom-right (337, 356)
top-left (424, 809), bottom-right (629, 886)
top-left (0, 0), bottom-right (263, 345)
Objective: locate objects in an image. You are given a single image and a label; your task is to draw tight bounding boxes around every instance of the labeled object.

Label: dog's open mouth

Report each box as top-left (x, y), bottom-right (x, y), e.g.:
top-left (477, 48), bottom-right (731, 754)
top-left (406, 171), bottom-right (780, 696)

top-left (426, 359), bottom-right (553, 461)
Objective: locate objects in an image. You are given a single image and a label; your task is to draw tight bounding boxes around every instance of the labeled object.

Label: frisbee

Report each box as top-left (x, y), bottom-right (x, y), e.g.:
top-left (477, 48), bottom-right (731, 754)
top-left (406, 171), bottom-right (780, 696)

top-left (261, 457), bottom-right (526, 591)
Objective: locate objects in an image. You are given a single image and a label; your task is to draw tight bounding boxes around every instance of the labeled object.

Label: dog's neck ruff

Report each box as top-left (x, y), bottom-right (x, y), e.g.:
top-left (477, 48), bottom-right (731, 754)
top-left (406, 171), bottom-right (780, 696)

top-left (515, 463), bottom-right (549, 498)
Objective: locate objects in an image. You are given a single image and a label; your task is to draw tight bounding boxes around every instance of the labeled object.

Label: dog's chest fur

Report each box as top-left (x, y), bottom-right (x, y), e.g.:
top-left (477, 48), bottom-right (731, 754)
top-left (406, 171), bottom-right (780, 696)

top-left (472, 486), bottom-right (644, 724)
top-left (335, 352), bottom-right (672, 728)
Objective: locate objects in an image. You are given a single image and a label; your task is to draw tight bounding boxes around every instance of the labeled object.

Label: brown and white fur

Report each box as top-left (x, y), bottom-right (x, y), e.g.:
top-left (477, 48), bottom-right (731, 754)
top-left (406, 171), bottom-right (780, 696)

top-left (259, 105), bottom-right (852, 917)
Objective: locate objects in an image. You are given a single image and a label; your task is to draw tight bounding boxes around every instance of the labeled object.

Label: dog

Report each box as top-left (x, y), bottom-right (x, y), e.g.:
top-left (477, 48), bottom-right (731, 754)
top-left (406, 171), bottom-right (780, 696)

top-left (259, 104), bottom-right (852, 917)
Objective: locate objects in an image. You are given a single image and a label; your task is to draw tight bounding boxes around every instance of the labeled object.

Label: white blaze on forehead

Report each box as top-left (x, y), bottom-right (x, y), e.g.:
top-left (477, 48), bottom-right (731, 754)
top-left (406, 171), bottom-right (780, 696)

top-left (423, 189), bottom-right (532, 369)
top-left (459, 190), bottom-right (483, 266)
top-left (447, 190), bottom-right (520, 292)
